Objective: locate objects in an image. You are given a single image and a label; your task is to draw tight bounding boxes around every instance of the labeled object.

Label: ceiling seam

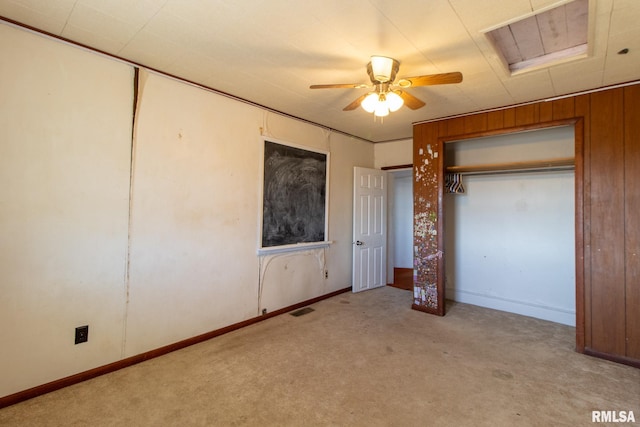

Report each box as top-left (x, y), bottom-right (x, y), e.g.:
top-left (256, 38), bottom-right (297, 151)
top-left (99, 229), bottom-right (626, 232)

top-left (60, 0), bottom-right (79, 35)
top-left (446, 0), bottom-right (513, 102)
top-left (366, 0), bottom-right (436, 70)
top-left (548, 68), bottom-right (558, 95)
top-left (117, 0), bottom-right (171, 55)
top-left (600, 1), bottom-right (614, 87)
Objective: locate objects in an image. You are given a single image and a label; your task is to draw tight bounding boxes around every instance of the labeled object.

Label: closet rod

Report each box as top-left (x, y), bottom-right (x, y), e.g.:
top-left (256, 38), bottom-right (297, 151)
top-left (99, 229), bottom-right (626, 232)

top-left (445, 157), bottom-right (574, 176)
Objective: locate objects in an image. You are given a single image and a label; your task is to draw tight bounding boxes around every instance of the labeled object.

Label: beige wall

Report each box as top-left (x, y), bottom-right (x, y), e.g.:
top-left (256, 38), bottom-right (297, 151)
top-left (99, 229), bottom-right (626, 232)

top-left (0, 23), bottom-right (374, 397)
top-left (0, 23), bottom-right (133, 396)
top-left (374, 138), bottom-right (412, 168)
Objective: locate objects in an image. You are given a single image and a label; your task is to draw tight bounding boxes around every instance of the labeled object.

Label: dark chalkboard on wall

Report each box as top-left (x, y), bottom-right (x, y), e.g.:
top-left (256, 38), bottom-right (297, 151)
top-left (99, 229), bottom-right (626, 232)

top-left (261, 140), bottom-right (328, 248)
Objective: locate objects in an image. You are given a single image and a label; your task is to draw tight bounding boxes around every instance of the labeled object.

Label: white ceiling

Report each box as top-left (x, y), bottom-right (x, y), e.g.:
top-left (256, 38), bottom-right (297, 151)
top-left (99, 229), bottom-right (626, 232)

top-left (1, 0), bottom-right (639, 142)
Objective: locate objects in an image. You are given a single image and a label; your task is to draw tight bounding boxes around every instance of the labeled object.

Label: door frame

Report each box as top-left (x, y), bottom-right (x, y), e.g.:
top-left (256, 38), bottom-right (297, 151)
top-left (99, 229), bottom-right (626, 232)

top-left (382, 166), bottom-right (414, 289)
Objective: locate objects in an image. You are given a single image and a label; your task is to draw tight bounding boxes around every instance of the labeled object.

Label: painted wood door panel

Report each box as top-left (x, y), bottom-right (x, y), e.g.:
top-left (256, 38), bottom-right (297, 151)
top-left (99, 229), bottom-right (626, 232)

top-left (352, 167), bottom-right (387, 293)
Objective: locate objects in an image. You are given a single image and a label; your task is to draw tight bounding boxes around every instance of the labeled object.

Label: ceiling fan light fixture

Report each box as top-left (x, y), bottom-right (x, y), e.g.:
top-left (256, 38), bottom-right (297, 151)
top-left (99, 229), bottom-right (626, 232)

top-left (361, 92), bottom-right (379, 113)
top-left (370, 56), bottom-right (395, 82)
top-left (311, 56), bottom-right (459, 117)
top-left (361, 91), bottom-right (403, 116)
top-left (386, 91), bottom-right (404, 112)
top-left (374, 102), bottom-right (389, 117)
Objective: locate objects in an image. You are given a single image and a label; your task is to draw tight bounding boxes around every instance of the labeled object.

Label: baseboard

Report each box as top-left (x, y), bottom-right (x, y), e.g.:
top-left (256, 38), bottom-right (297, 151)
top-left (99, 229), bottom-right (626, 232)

top-left (0, 286), bottom-right (351, 409)
top-left (447, 287), bottom-right (576, 326)
top-left (583, 348), bottom-right (640, 369)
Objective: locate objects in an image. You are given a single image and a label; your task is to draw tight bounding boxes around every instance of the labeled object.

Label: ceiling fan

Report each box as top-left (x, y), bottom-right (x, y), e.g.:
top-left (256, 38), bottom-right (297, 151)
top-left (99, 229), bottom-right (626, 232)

top-left (310, 56), bottom-right (463, 117)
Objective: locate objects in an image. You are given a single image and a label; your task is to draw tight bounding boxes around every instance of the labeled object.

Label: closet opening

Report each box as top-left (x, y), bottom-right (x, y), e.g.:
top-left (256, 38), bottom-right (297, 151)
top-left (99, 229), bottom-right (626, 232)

top-left (443, 124), bottom-right (577, 326)
top-left (386, 167), bottom-right (413, 291)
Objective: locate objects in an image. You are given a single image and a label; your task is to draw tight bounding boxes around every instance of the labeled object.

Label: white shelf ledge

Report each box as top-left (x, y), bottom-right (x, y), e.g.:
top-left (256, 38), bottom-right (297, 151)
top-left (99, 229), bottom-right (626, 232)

top-left (257, 241), bottom-right (333, 256)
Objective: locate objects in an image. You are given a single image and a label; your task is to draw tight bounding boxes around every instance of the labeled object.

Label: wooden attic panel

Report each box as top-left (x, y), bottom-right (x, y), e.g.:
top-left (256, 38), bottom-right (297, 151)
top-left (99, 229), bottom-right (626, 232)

top-left (509, 16), bottom-right (545, 61)
top-left (536, 3), bottom-right (570, 53)
top-left (624, 85), bottom-right (640, 359)
top-left (488, 26), bottom-right (522, 64)
top-left (564, 0), bottom-right (590, 47)
top-left (588, 89), bottom-right (626, 356)
top-left (536, 1), bottom-right (588, 53)
top-left (487, 0), bottom-right (588, 72)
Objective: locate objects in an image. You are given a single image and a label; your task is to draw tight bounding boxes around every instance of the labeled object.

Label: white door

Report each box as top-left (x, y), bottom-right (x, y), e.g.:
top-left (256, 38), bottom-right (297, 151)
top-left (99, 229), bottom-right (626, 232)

top-left (353, 167), bottom-right (387, 293)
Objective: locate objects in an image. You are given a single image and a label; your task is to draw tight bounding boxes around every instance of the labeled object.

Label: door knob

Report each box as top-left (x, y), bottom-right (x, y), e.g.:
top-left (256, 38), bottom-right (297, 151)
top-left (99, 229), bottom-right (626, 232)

top-left (355, 240), bottom-right (364, 246)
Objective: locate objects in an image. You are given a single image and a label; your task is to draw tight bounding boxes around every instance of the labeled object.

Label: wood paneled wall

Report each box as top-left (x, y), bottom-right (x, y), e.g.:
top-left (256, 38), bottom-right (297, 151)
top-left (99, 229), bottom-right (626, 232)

top-left (413, 85), bottom-right (640, 366)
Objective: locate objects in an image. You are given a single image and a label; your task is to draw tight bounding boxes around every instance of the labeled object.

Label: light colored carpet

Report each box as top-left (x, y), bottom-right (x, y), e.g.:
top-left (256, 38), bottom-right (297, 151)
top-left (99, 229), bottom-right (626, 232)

top-left (1, 286), bottom-right (638, 426)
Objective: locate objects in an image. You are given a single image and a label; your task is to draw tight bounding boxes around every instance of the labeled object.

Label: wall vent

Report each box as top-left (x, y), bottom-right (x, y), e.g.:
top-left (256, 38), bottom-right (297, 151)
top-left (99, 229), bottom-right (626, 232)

top-left (290, 307), bottom-right (315, 317)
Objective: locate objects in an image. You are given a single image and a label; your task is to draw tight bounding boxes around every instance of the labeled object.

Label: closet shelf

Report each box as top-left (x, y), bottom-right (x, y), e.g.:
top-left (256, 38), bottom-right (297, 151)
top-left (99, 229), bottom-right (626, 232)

top-left (445, 157), bottom-right (574, 175)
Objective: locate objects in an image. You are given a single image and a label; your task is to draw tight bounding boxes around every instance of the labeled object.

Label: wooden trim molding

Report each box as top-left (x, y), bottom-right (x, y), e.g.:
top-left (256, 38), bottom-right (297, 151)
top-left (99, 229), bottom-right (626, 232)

top-left (583, 348), bottom-right (640, 369)
top-left (381, 164), bottom-right (413, 170)
top-left (0, 287), bottom-right (351, 409)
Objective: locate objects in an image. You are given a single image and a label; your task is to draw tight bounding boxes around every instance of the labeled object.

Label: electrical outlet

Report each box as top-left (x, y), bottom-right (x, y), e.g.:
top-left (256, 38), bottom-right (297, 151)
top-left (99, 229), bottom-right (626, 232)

top-left (324, 270), bottom-right (328, 279)
top-left (75, 325), bottom-right (89, 344)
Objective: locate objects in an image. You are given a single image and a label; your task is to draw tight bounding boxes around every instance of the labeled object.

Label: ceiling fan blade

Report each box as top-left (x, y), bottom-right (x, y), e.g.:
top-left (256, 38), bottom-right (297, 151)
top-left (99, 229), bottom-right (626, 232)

top-left (398, 72), bottom-right (463, 87)
top-left (398, 91), bottom-right (426, 110)
top-left (310, 83), bottom-right (369, 89)
top-left (343, 94), bottom-right (368, 111)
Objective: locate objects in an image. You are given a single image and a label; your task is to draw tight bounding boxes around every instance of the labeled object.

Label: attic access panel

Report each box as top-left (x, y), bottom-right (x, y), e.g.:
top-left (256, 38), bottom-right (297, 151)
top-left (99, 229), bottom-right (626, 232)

top-left (485, 0), bottom-right (589, 75)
